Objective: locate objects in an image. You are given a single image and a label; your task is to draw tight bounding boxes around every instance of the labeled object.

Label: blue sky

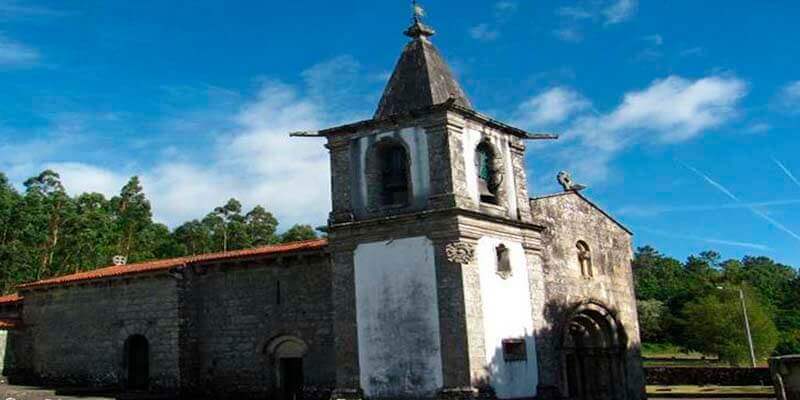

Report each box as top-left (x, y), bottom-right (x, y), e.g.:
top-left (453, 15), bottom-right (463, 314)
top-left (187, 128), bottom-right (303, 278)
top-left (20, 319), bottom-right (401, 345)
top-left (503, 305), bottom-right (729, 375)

top-left (1, 0), bottom-right (799, 266)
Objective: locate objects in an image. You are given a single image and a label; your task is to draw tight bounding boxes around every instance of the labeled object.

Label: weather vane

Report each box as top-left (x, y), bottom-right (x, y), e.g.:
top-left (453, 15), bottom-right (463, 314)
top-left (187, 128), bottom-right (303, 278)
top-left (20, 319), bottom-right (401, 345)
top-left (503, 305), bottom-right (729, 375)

top-left (412, 0), bottom-right (425, 22)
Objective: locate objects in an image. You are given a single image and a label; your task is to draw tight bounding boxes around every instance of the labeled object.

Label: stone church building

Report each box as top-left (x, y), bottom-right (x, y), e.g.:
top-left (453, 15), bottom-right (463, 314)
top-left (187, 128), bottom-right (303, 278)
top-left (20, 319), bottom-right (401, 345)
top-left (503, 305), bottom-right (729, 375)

top-left (0, 11), bottom-right (645, 400)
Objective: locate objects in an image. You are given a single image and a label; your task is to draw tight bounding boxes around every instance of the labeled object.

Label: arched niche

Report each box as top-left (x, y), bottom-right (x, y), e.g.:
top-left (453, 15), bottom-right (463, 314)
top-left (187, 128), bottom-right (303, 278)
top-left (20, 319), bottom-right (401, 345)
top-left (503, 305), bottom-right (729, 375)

top-left (364, 137), bottom-right (412, 210)
top-left (265, 335), bottom-right (308, 400)
top-left (559, 301), bottom-right (627, 400)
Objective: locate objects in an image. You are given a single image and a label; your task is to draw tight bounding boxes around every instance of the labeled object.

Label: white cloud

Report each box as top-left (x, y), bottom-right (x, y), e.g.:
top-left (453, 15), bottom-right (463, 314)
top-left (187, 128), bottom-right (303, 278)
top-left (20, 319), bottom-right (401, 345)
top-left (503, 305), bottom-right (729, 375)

top-left (0, 0), bottom-right (63, 20)
top-left (0, 34), bottom-right (39, 66)
top-left (643, 34), bottom-right (663, 46)
top-left (6, 56), bottom-right (374, 228)
top-left (777, 80), bottom-right (800, 113)
top-left (494, 1), bottom-right (518, 17)
top-left (43, 162), bottom-right (127, 197)
top-left (553, 0), bottom-right (637, 42)
top-left (556, 6), bottom-right (593, 20)
top-left (577, 75), bottom-right (747, 144)
top-left (514, 87), bottom-right (591, 127)
top-left (603, 0), bottom-right (638, 25)
top-left (552, 27), bottom-right (583, 43)
top-left (142, 80), bottom-right (333, 227)
top-left (680, 47), bottom-right (704, 57)
top-left (470, 1), bottom-right (518, 42)
top-left (469, 23), bottom-right (500, 42)
top-left (527, 75), bottom-right (747, 189)
top-left (745, 122), bottom-right (771, 134)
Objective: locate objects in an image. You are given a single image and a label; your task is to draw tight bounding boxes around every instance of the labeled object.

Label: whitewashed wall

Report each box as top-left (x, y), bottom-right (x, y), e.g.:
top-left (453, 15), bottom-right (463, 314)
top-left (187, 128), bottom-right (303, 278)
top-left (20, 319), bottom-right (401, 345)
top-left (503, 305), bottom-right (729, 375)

top-left (354, 236), bottom-right (444, 398)
top-left (462, 129), bottom-right (519, 217)
top-left (350, 127), bottom-right (430, 216)
top-left (477, 236), bottom-right (538, 399)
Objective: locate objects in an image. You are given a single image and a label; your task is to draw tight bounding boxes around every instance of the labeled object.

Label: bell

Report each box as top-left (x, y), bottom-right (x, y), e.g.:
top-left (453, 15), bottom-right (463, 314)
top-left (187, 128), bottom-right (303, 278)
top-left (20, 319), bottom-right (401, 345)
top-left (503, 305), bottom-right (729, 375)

top-left (478, 179), bottom-right (495, 202)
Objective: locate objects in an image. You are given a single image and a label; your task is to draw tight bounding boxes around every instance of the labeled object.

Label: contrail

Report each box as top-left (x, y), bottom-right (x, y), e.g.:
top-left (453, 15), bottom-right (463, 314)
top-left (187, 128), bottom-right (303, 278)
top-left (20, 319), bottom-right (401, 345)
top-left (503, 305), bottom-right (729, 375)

top-left (617, 199), bottom-right (800, 217)
top-left (681, 163), bottom-right (740, 201)
top-left (636, 227), bottom-right (770, 251)
top-left (682, 162), bottom-right (800, 243)
top-left (774, 158), bottom-right (800, 189)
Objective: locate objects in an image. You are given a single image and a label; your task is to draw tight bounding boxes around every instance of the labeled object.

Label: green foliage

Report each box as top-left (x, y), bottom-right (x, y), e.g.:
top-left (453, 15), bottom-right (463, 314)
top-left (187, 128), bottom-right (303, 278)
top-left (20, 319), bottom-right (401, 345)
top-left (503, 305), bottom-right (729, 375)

top-left (0, 169), bottom-right (322, 293)
top-left (638, 299), bottom-right (666, 342)
top-left (682, 286), bottom-right (779, 365)
top-left (634, 245), bottom-right (799, 360)
top-left (280, 224), bottom-right (319, 243)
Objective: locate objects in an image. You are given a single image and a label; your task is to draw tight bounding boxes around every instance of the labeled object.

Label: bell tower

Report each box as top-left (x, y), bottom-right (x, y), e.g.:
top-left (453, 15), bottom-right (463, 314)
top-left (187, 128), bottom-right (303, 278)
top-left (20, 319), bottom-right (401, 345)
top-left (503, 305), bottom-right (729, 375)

top-left (299, 4), bottom-right (557, 400)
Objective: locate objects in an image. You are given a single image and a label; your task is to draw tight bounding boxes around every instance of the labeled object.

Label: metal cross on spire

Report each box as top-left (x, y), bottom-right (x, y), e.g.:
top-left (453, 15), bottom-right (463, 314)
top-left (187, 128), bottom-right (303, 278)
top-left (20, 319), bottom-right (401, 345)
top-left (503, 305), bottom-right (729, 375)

top-left (405, 0), bottom-right (435, 39)
top-left (412, 0), bottom-right (425, 22)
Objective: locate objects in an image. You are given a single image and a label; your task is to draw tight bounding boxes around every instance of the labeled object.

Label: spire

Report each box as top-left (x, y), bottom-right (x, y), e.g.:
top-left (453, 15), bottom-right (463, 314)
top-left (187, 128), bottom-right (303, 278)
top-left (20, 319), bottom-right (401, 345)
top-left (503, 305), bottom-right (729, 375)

top-left (373, 2), bottom-right (473, 119)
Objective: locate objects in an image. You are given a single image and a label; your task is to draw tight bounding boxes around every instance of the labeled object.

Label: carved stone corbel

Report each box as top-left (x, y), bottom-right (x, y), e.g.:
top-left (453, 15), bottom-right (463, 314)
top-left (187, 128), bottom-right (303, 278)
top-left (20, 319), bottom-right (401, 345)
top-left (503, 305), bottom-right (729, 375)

top-left (446, 241), bottom-right (475, 264)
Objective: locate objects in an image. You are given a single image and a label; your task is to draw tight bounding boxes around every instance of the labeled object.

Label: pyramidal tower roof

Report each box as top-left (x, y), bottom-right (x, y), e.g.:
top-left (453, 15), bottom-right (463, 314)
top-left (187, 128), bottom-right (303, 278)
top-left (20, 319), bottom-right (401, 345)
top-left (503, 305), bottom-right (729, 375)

top-left (374, 8), bottom-right (473, 119)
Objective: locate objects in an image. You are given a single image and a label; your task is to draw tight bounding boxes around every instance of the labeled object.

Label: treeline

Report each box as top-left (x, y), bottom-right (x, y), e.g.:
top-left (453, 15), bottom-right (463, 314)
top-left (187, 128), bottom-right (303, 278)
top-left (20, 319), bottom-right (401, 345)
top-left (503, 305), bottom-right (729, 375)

top-left (0, 170), bottom-right (319, 293)
top-left (633, 246), bottom-right (800, 365)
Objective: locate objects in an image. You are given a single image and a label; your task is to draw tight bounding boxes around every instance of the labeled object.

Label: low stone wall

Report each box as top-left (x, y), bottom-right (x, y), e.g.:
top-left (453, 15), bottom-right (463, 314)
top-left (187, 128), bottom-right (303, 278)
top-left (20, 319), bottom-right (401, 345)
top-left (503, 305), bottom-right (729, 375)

top-left (645, 366), bottom-right (771, 386)
top-left (771, 355), bottom-right (800, 400)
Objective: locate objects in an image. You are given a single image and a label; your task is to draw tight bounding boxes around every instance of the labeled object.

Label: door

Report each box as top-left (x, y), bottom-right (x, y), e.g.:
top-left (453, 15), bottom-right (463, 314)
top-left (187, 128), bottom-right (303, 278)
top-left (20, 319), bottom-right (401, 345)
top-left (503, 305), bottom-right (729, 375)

top-left (279, 357), bottom-right (303, 400)
top-left (126, 335), bottom-right (149, 390)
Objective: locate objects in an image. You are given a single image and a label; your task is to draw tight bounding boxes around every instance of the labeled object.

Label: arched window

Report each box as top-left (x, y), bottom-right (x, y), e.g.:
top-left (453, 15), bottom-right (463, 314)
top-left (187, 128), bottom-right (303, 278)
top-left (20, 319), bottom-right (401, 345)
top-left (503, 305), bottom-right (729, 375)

top-left (475, 142), bottom-right (499, 204)
top-left (576, 241), bottom-right (593, 278)
top-left (266, 336), bottom-right (308, 400)
top-left (377, 142), bottom-right (410, 206)
top-left (496, 244), bottom-right (512, 279)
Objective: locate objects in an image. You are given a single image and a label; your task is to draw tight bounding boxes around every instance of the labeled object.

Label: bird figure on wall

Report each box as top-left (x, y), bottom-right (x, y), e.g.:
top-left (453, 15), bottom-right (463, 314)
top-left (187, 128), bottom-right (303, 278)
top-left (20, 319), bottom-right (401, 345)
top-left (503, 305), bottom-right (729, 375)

top-left (557, 171), bottom-right (587, 192)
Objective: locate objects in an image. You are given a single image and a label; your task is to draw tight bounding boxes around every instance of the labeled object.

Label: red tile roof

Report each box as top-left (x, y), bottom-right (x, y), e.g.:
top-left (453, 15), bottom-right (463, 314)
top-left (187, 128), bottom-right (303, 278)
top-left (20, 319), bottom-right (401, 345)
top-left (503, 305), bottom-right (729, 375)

top-left (0, 318), bottom-right (21, 330)
top-left (0, 293), bottom-right (22, 305)
top-left (19, 239), bottom-right (328, 290)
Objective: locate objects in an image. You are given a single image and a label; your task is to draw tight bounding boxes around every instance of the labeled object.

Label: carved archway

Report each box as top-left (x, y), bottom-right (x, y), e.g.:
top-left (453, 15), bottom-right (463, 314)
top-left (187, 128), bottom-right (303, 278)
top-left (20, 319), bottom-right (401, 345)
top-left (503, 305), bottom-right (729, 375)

top-left (265, 335), bottom-right (308, 400)
top-left (560, 302), bottom-right (627, 400)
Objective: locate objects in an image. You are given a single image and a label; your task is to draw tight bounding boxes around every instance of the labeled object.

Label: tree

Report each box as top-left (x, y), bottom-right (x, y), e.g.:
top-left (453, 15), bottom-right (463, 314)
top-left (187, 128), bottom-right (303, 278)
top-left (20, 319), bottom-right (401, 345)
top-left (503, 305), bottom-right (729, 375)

top-left (173, 220), bottom-right (212, 256)
top-left (638, 299), bottom-right (667, 342)
top-left (23, 170), bottom-right (69, 279)
top-left (207, 198), bottom-right (246, 252)
top-left (60, 192), bottom-right (115, 272)
top-left (0, 173), bottom-right (24, 292)
top-left (280, 224), bottom-right (318, 243)
top-left (633, 246), bottom-right (688, 302)
top-left (682, 285), bottom-right (779, 365)
top-left (111, 177), bottom-right (153, 261)
top-left (245, 206), bottom-right (279, 246)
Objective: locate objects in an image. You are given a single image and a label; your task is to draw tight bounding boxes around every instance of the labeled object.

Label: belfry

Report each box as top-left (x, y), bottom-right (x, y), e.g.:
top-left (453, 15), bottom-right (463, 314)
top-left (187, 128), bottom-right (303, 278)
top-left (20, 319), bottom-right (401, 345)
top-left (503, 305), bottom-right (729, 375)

top-left (2, 5), bottom-right (646, 400)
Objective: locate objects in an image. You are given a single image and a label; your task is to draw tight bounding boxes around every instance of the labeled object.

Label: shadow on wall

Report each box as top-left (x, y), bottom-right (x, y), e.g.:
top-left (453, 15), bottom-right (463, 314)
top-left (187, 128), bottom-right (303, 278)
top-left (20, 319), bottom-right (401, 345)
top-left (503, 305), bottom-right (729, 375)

top-left (4, 330), bottom-right (31, 385)
top-left (473, 299), bottom-right (644, 400)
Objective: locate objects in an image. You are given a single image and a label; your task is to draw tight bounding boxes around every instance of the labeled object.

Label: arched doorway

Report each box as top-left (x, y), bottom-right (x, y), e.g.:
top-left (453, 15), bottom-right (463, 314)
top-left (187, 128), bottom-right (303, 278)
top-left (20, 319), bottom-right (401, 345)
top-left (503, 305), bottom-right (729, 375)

top-left (266, 336), bottom-right (308, 400)
top-left (125, 335), bottom-right (149, 390)
top-left (561, 303), bottom-right (626, 400)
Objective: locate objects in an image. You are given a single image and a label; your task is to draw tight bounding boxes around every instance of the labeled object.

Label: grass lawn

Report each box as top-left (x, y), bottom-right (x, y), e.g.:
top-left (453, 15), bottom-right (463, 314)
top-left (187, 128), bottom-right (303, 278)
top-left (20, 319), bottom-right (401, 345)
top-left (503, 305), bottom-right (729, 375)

top-left (647, 385), bottom-right (775, 395)
top-left (642, 343), bottom-right (707, 359)
top-left (641, 342), bottom-right (772, 367)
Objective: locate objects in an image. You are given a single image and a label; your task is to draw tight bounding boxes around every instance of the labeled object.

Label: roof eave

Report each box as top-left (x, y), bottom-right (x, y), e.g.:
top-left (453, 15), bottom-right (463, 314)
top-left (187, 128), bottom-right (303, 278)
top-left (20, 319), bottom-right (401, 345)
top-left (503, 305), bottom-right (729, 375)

top-left (319, 102), bottom-right (551, 139)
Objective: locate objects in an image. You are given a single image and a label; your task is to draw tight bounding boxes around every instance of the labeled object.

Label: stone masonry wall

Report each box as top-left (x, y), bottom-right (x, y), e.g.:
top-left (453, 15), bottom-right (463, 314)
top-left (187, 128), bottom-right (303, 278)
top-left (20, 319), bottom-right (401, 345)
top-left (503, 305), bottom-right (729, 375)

top-left (530, 192), bottom-right (646, 400)
top-left (16, 276), bottom-right (181, 391)
top-left (183, 255), bottom-right (335, 399)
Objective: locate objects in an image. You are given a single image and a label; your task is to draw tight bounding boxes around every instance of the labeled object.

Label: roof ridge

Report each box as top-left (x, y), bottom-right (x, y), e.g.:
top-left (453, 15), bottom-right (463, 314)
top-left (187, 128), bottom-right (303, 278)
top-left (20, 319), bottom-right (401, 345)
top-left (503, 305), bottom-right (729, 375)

top-left (17, 238), bottom-right (329, 290)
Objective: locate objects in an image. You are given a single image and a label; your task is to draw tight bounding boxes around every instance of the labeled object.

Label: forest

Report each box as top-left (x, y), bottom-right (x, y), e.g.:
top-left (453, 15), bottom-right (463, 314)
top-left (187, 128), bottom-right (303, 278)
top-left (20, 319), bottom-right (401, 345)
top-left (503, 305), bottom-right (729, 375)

top-left (633, 246), bottom-right (800, 364)
top-left (1, 168), bottom-right (798, 364)
top-left (0, 170), bottom-right (318, 293)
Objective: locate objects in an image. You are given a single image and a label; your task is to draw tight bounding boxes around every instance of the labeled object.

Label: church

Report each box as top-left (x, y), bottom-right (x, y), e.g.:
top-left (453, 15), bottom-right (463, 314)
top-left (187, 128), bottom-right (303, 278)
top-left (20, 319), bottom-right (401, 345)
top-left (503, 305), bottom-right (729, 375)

top-left (0, 8), bottom-right (645, 400)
